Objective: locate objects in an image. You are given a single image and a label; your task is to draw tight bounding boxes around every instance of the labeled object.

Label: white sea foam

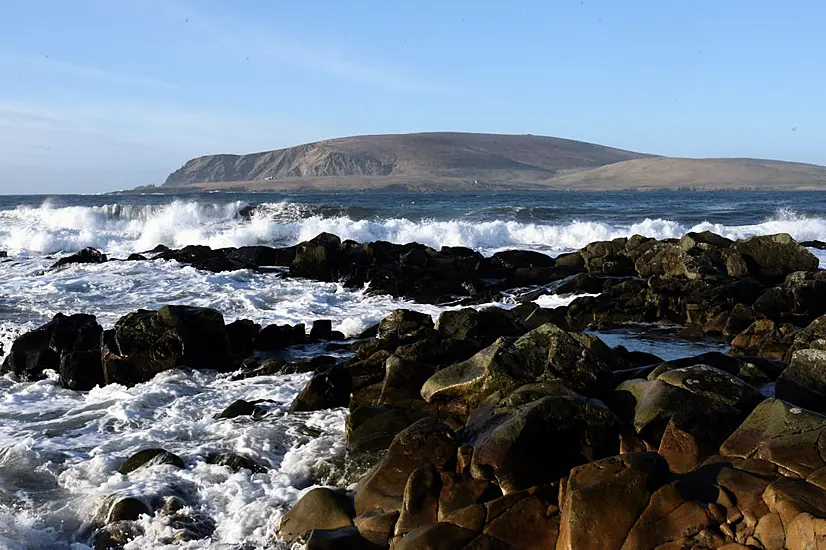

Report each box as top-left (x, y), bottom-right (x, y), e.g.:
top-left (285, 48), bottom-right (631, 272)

top-left (2, 200), bottom-right (826, 258)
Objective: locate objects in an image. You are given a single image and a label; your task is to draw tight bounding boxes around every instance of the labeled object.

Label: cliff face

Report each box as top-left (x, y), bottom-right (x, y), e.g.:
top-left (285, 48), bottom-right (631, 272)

top-left (162, 132), bottom-right (651, 186)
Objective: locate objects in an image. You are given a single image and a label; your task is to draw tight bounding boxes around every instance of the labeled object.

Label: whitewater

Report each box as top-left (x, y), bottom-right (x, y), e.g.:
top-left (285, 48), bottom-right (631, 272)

top-left (0, 190), bottom-right (824, 548)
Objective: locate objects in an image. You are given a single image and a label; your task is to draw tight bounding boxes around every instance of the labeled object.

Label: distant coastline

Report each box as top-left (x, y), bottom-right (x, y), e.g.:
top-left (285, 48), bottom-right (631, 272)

top-left (146, 132), bottom-right (826, 193)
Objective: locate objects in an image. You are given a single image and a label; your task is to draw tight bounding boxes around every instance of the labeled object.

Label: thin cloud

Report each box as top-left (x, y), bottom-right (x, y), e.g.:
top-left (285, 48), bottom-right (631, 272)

top-left (0, 52), bottom-right (180, 90)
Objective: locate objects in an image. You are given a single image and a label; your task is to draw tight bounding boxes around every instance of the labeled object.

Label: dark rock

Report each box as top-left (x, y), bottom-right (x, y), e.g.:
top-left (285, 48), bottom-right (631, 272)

top-left (489, 250), bottom-right (554, 270)
top-left (51, 247), bottom-right (108, 269)
top-left (224, 319), bottom-right (260, 357)
top-left (277, 487), bottom-right (355, 542)
top-left (215, 399), bottom-right (265, 419)
top-left (118, 448), bottom-right (185, 474)
top-left (310, 319), bottom-right (334, 340)
top-left (729, 319), bottom-right (791, 360)
top-left (354, 418), bottom-right (457, 515)
top-left (378, 356), bottom-right (436, 406)
top-left (290, 232), bottom-right (343, 281)
top-left (1, 313), bottom-right (103, 388)
top-left (394, 463), bottom-right (443, 536)
top-left (126, 253), bottom-right (146, 261)
top-left (733, 233), bottom-right (819, 283)
top-left (680, 231), bottom-right (734, 250)
top-left (253, 322), bottom-right (306, 350)
top-left (393, 523), bottom-right (478, 549)
top-left (469, 395), bottom-right (621, 494)
top-left (154, 244), bottom-right (241, 272)
top-left (775, 349), bottom-right (826, 413)
top-left (355, 511), bottom-right (399, 547)
top-left (203, 452), bottom-right (267, 473)
top-left (291, 367), bottom-right (352, 412)
top-left (435, 307), bottom-right (528, 346)
top-left (91, 521), bottom-right (144, 550)
top-left (801, 239), bottom-right (826, 250)
top-left (103, 305), bottom-right (232, 385)
top-left (346, 406), bottom-right (434, 468)
top-left (108, 497), bottom-right (151, 522)
top-left (377, 309), bottom-right (434, 343)
top-left (225, 245), bottom-right (296, 267)
top-left (305, 526), bottom-right (372, 550)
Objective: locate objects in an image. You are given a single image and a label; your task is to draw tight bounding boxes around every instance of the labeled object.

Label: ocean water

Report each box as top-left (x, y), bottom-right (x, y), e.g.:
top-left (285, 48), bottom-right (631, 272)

top-left (0, 190), bottom-right (825, 548)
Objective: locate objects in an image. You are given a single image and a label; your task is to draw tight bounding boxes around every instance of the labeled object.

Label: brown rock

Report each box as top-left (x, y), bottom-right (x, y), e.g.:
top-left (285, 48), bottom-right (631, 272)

top-left (482, 495), bottom-right (559, 550)
top-left (557, 452), bottom-right (671, 550)
top-left (754, 512), bottom-right (785, 550)
top-left (277, 488), bottom-right (354, 542)
top-left (395, 464), bottom-right (443, 537)
top-left (776, 349), bottom-right (826, 414)
top-left (355, 511), bottom-right (399, 547)
top-left (392, 523), bottom-right (479, 549)
top-left (354, 418), bottom-right (457, 515)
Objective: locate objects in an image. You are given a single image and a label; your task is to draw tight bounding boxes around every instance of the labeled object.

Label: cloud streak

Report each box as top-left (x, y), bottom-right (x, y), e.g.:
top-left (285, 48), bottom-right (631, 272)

top-left (0, 52), bottom-right (180, 90)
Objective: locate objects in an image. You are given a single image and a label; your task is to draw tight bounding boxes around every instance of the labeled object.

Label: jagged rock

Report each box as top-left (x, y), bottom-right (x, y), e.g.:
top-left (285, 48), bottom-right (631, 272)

top-left (225, 244), bottom-right (296, 267)
top-left (481, 486), bottom-right (560, 549)
top-left (435, 307), bottom-right (528, 346)
top-left (787, 314), bottom-right (826, 358)
top-left (680, 231), bottom-right (734, 250)
top-left (469, 395), bottom-right (621, 494)
top-left (51, 247), bottom-right (108, 269)
top-left (733, 233), bottom-right (819, 283)
top-left (354, 418), bottom-right (456, 515)
top-left (277, 487), bottom-right (355, 542)
top-left (118, 448), bottom-right (185, 474)
top-left (102, 305), bottom-right (231, 385)
top-left (290, 232), bottom-right (343, 281)
top-left (634, 241), bottom-right (702, 279)
top-left (579, 238), bottom-right (635, 276)
top-left (729, 319), bottom-right (792, 360)
top-left (154, 244), bottom-right (241, 272)
top-left (0, 312), bottom-right (103, 388)
top-left (557, 453), bottom-right (672, 550)
top-left (214, 399), bottom-right (265, 419)
top-left (775, 349), bottom-right (826, 413)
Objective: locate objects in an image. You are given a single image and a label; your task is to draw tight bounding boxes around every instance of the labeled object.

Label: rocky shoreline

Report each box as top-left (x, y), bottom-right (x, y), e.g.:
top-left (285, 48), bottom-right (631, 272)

top-left (4, 231), bottom-right (826, 549)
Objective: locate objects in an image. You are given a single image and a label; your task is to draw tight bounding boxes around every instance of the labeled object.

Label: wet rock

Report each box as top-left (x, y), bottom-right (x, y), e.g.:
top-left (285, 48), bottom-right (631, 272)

top-left (291, 367), bottom-right (353, 412)
top-left (253, 322), bottom-right (306, 350)
top-left (278, 487), bottom-right (355, 542)
top-left (557, 452), bottom-right (672, 550)
top-left (225, 244), bottom-right (296, 267)
top-left (393, 523), bottom-right (479, 549)
top-left (154, 244), bottom-right (241, 272)
top-left (435, 307), bottom-right (528, 346)
top-left (225, 319), bottom-right (260, 357)
top-left (118, 448), bottom-right (185, 474)
top-left (762, 477), bottom-right (826, 550)
top-left (680, 231), bottom-right (734, 250)
top-left (729, 319), bottom-right (791, 360)
top-left (203, 452), bottom-right (267, 473)
top-left (733, 233), bottom-right (819, 283)
top-left (489, 249), bottom-right (554, 270)
top-left (377, 309), bottom-right (434, 343)
top-left (355, 511), bottom-right (399, 547)
top-left (354, 418), bottom-right (457, 515)
top-left (395, 463), bottom-right (443, 536)
top-left (103, 305), bottom-right (232, 385)
top-left (775, 349), bottom-right (826, 413)
top-left (305, 526), bottom-right (372, 550)
top-left (290, 232), bottom-right (343, 281)
top-left (126, 253), bottom-right (146, 261)
top-left (215, 399), bottom-right (266, 419)
top-left (108, 497), bottom-right (151, 522)
top-left (0, 312), bottom-right (103, 388)
top-left (469, 395), bottom-right (621, 494)
top-left (377, 356), bottom-right (436, 406)
top-left (91, 521), bottom-right (144, 550)
top-left (51, 247), bottom-right (108, 269)
top-left (634, 241), bottom-right (702, 279)
top-left (310, 319), bottom-right (333, 340)
top-left (580, 238), bottom-right (635, 276)
top-left (346, 406), bottom-right (433, 467)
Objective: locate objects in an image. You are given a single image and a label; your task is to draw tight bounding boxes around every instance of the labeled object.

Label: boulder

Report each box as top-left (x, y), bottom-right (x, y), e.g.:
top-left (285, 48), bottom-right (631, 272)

top-left (253, 323), bottom-right (306, 350)
top-left (392, 523), bottom-right (478, 549)
top-left (377, 356), bottom-right (436, 406)
top-left (489, 250), bottom-right (554, 270)
top-left (118, 448), bottom-right (185, 474)
top-left (775, 349), bottom-right (826, 413)
top-left (290, 232), bottom-right (343, 281)
top-left (680, 231), bottom-right (734, 250)
top-left (435, 307), bottom-right (528, 346)
top-left (470, 395), bottom-right (621, 494)
top-left (215, 399), bottom-right (266, 419)
top-left (557, 453), bottom-right (672, 550)
top-left (203, 452), bottom-right (267, 473)
top-left (103, 305), bottom-right (231, 385)
top-left (291, 367), bottom-right (353, 412)
top-left (377, 309), bottom-right (434, 343)
top-left (579, 238), bottom-right (635, 276)
top-left (762, 477), bottom-right (826, 550)
top-left (394, 463), bottom-right (443, 536)
top-left (634, 241), bottom-right (702, 279)
top-left (733, 233), bottom-right (819, 283)
top-left (0, 313), bottom-right (103, 388)
top-left (51, 247), bottom-right (107, 269)
top-left (225, 319), bottom-right (260, 357)
top-left (354, 418), bottom-right (457, 515)
top-left (277, 487), bottom-right (355, 542)
top-left (91, 521), bottom-right (144, 550)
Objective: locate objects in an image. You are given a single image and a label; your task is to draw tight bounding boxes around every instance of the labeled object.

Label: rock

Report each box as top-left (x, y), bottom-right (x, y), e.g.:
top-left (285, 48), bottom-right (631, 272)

top-left (378, 309), bottom-right (434, 343)
top-left (346, 406), bottom-right (433, 470)
top-left (91, 521), bottom-right (144, 550)
top-left (787, 314), bottom-right (826, 358)
top-left (634, 242), bottom-right (701, 279)
top-left (51, 247), bottom-right (108, 269)
top-left (395, 463), bottom-right (443, 536)
top-left (278, 487), bottom-right (355, 542)
top-left (557, 453), bottom-right (671, 550)
top-left (393, 523), bottom-right (479, 549)
top-left (215, 399), bottom-right (265, 419)
top-left (762, 477), bottom-right (826, 550)
top-left (203, 452), bottom-right (267, 473)
top-left (729, 319), bottom-right (790, 360)
top-left (470, 395), bottom-right (621, 494)
top-left (733, 233), bottom-right (819, 283)
top-left (775, 349), bottom-right (826, 413)
top-left (226, 244), bottom-right (296, 267)
top-left (489, 250), bottom-right (555, 270)
top-left (721, 398), bottom-right (826, 477)
top-left (253, 322), bottom-right (306, 350)
top-left (580, 238), bottom-right (635, 276)
top-left (310, 319), bottom-right (334, 340)
top-left (291, 367), bottom-right (353, 412)
top-left (680, 231), bottom-right (734, 250)
top-left (655, 365), bottom-right (763, 411)
top-left (103, 305), bottom-right (232, 385)
top-left (0, 312), bottom-right (103, 388)
top-left (154, 244), bottom-right (241, 272)
top-left (355, 511), bottom-right (399, 547)
top-left (290, 232), bottom-right (343, 281)
top-left (481, 490), bottom-right (560, 549)
top-left (126, 253), bottom-right (146, 261)
top-left (437, 475), bottom-right (499, 521)
top-left (354, 418), bottom-right (457, 515)
top-left (225, 319), bottom-right (260, 357)
top-left (724, 303), bottom-right (756, 338)
top-left (305, 526), bottom-right (370, 550)
top-left (377, 356), bottom-right (436, 406)
top-left (107, 497), bottom-right (151, 522)
top-left (118, 448), bottom-right (185, 474)
top-left (435, 307), bottom-right (528, 346)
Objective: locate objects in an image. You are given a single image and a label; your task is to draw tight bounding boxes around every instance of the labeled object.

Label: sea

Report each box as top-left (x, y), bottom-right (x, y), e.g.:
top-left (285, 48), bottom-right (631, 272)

top-left (1, 190), bottom-right (825, 549)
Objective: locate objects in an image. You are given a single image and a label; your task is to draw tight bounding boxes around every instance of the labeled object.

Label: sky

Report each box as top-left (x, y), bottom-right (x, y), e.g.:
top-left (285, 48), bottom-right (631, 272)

top-left (1, 0), bottom-right (824, 193)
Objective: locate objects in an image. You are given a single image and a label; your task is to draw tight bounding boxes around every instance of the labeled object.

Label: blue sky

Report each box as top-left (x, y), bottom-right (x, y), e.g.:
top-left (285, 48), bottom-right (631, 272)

top-left (1, 0), bottom-right (824, 193)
